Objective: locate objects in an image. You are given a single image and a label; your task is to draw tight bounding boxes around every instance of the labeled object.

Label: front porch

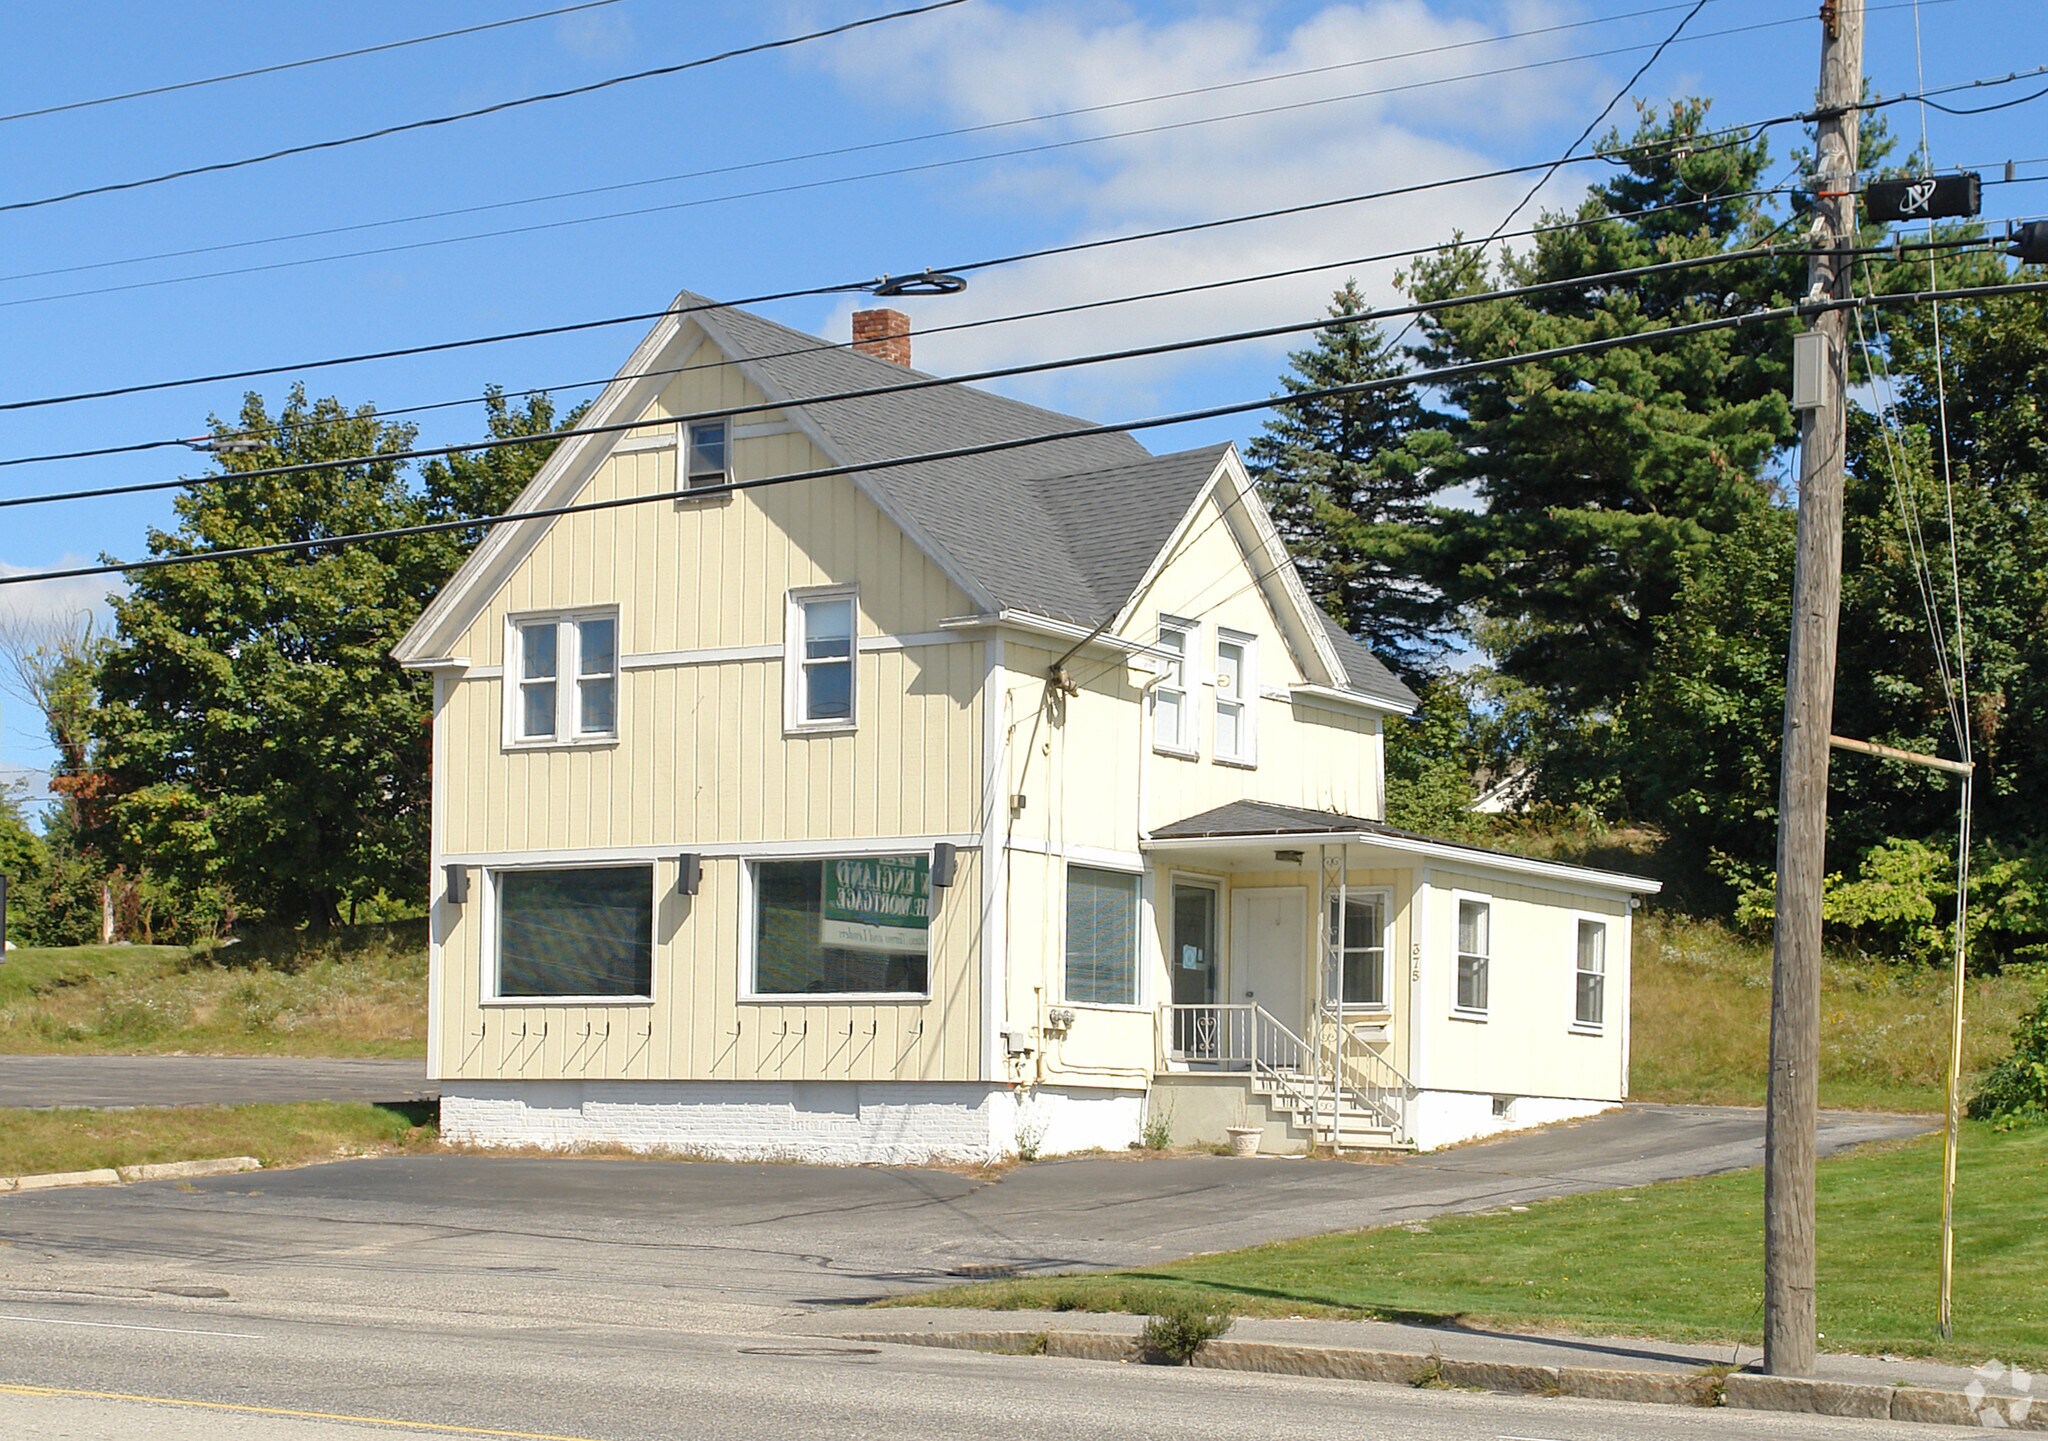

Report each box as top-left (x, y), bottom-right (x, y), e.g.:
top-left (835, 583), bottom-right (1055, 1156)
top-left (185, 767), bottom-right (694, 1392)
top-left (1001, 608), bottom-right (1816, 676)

top-left (1132, 799), bottom-right (1656, 1154)
top-left (1154, 1001), bottom-right (1416, 1151)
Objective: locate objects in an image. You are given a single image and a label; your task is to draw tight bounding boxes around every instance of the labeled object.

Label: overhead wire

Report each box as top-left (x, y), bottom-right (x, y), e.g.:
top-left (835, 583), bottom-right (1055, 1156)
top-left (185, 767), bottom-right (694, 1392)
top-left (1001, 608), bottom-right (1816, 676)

top-left (0, 1), bottom-right (628, 125)
top-left (0, 0), bottom-right (1969, 298)
top-left (0, 94), bottom-right (1953, 418)
top-left (4, 273), bottom-right (2046, 591)
top-left (0, 242), bottom-right (1960, 514)
top-left (1383, 0), bottom-right (1710, 358)
top-left (1908, 0), bottom-right (1975, 1348)
top-left (0, 181), bottom-right (1812, 472)
top-left (0, 0), bottom-right (973, 215)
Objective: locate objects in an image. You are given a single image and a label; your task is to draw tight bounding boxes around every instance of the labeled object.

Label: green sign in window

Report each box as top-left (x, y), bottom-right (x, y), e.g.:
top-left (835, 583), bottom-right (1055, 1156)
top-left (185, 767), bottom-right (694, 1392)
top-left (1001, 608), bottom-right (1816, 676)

top-left (819, 854), bottom-right (930, 954)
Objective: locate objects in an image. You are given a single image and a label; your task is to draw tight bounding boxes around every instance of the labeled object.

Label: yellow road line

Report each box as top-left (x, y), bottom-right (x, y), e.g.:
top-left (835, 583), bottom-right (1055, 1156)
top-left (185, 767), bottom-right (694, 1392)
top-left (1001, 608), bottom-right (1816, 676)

top-left (0, 1382), bottom-right (613, 1441)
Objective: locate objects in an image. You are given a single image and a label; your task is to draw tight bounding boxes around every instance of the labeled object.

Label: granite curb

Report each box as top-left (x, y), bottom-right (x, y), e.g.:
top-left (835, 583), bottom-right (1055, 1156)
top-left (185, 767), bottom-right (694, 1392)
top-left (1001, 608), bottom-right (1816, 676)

top-left (846, 1329), bottom-right (2044, 1429)
top-left (1, 1156), bottom-right (260, 1194)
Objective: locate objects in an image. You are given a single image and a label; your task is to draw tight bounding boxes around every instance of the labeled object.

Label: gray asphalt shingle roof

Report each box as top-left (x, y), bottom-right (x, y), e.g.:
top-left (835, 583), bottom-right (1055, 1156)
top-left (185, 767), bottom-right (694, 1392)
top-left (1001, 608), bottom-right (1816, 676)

top-left (684, 292), bottom-right (1413, 704)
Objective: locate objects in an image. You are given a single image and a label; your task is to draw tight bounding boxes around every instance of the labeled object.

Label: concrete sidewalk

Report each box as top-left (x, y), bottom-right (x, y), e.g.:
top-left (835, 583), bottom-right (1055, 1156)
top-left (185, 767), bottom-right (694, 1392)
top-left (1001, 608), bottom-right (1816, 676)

top-left (0, 1056), bottom-right (435, 1109)
top-left (824, 1307), bottom-right (2041, 1428)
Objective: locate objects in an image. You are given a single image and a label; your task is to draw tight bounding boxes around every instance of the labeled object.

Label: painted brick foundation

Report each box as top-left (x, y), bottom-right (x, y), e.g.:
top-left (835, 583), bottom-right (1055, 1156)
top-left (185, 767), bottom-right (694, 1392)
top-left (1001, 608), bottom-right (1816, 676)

top-left (441, 1079), bottom-right (1142, 1163)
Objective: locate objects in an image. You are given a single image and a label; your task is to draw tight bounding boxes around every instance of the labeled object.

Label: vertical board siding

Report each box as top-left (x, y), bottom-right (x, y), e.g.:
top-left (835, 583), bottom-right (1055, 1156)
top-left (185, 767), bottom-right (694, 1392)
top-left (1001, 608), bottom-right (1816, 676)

top-left (1417, 868), bottom-right (1629, 1101)
top-left (433, 330), bottom-right (983, 1084)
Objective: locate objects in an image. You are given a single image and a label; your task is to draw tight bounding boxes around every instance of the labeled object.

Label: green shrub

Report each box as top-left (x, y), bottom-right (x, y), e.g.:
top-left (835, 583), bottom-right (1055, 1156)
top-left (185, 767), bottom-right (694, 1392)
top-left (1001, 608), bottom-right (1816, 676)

top-left (1138, 1100), bottom-right (1173, 1151)
top-left (1140, 1298), bottom-right (1232, 1362)
top-left (1969, 988), bottom-right (2048, 1129)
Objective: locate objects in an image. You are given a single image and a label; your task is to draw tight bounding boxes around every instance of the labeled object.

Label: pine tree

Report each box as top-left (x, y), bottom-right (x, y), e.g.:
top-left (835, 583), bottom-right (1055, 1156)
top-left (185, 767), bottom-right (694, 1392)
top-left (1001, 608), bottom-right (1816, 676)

top-left (1245, 281), bottom-right (1449, 679)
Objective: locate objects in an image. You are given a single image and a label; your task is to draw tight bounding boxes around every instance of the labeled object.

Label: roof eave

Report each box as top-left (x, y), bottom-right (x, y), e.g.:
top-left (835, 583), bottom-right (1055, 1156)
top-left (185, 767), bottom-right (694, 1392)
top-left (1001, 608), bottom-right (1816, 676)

top-left (1140, 829), bottom-right (1662, 894)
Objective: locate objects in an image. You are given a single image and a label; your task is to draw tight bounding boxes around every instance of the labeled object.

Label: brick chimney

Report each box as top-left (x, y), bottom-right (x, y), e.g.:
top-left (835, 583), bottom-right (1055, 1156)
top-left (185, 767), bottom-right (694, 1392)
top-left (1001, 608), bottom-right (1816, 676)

top-left (851, 307), bottom-right (911, 367)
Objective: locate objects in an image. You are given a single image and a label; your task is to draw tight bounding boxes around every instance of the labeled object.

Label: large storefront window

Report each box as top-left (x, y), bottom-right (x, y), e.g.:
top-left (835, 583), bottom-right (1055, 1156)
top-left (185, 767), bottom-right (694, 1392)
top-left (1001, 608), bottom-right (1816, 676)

top-left (752, 855), bottom-right (931, 995)
top-left (495, 866), bottom-right (653, 998)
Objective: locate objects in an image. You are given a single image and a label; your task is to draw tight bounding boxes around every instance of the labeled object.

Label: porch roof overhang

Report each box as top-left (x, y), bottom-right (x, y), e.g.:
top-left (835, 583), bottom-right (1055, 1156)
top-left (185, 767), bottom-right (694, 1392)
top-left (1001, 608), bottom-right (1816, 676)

top-left (1143, 800), bottom-right (1661, 896)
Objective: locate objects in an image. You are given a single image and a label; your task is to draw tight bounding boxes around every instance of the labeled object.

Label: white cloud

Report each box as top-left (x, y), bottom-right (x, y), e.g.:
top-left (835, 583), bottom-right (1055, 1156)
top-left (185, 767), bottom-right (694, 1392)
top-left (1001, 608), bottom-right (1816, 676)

top-left (810, 0), bottom-right (1615, 416)
top-left (557, 5), bottom-right (636, 62)
top-left (0, 558), bottom-right (122, 636)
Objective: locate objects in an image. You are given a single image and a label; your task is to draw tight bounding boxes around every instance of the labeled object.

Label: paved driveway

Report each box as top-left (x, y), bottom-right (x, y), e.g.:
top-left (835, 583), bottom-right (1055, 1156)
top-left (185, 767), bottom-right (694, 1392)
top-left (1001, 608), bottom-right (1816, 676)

top-left (0, 1104), bottom-right (1927, 1333)
top-left (0, 1055), bottom-right (435, 1108)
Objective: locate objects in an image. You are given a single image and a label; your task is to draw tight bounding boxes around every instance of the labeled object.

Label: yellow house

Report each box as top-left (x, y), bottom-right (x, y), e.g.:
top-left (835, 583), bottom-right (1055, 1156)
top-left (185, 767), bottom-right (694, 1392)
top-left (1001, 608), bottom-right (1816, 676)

top-left (395, 293), bottom-right (1660, 1161)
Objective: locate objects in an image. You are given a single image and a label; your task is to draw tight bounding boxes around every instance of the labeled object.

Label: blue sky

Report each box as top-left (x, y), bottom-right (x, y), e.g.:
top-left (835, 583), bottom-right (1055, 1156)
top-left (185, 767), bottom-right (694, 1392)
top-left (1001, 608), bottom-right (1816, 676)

top-left (0, 0), bottom-right (2039, 789)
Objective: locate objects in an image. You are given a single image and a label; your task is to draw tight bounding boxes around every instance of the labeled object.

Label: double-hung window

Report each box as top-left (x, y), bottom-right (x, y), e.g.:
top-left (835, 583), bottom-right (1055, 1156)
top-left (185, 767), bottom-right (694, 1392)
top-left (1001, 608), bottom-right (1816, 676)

top-left (1152, 619), bottom-right (1195, 755)
top-left (683, 418), bottom-right (730, 490)
top-left (1575, 919), bottom-right (1607, 1028)
top-left (1326, 892), bottom-right (1388, 1009)
top-left (787, 587), bottom-right (856, 730)
top-left (1214, 629), bottom-right (1255, 765)
top-left (1065, 866), bottom-right (1140, 1006)
top-left (1455, 897), bottom-right (1491, 1015)
top-left (511, 613), bottom-right (619, 745)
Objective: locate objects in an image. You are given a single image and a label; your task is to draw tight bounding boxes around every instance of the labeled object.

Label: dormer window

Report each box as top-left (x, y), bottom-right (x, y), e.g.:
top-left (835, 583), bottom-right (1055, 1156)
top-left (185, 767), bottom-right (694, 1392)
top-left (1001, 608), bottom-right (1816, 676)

top-left (684, 418), bottom-right (730, 489)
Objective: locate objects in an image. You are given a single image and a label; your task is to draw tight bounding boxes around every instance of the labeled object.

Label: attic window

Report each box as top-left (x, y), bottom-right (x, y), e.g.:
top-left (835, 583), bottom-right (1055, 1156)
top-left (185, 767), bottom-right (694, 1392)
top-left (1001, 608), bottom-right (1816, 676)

top-left (684, 418), bottom-right (730, 489)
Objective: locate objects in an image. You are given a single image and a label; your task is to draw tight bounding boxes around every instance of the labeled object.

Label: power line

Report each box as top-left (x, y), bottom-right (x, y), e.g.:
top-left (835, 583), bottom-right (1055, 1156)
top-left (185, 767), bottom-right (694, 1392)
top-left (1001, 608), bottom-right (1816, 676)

top-left (5, 274), bottom-right (2043, 590)
top-left (0, 50), bottom-right (1782, 314)
top-left (0, 0), bottom-right (971, 215)
top-left (1, 0), bottom-right (1936, 296)
top-left (0, 244), bottom-right (1889, 514)
top-left (3, 69), bottom-right (2030, 425)
top-left (1383, 0), bottom-right (1709, 358)
top-left (0, 110), bottom-right (1820, 417)
top-left (0, 2), bottom-right (627, 125)
top-left (0, 182), bottom-right (1805, 472)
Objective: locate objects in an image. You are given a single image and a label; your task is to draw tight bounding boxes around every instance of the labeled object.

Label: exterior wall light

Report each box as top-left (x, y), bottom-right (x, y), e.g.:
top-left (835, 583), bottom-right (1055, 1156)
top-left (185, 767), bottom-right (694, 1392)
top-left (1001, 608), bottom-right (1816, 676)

top-left (930, 842), bottom-right (958, 889)
top-left (444, 864), bottom-right (470, 906)
top-left (676, 853), bottom-right (702, 897)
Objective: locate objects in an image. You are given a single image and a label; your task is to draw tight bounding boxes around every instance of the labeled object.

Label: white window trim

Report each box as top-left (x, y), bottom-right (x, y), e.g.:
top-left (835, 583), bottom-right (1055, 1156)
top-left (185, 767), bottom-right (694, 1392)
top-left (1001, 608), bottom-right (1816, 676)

top-left (1327, 885), bottom-right (1394, 1013)
top-left (502, 609), bottom-right (621, 751)
top-left (1060, 859), bottom-right (1145, 1011)
top-left (1213, 627), bottom-right (1258, 768)
top-left (738, 854), bottom-right (933, 1003)
top-left (681, 416), bottom-right (733, 491)
top-left (783, 585), bottom-right (860, 735)
top-left (1570, 911), bottom-right (1610, 1034)
top-left (1450, 889), bottom-right (1492, 1021)
top-left (480, 860), bottom-right (657, 1007)
top-left (1151, 616), bottom-right (1199, 759)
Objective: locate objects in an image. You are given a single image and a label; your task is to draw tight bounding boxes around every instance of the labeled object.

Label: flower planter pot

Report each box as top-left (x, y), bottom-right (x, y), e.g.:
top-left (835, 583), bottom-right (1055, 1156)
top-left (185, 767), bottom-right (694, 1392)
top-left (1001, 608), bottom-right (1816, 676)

top-left (1225, 1125), bottom-right (1264, 1157)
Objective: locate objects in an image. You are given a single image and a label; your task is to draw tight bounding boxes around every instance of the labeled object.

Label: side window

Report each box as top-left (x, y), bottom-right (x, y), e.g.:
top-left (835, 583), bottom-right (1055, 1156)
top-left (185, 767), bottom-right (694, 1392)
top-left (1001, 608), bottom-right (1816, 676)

top-left (1327, 893), bottom-right (1387, 1008)
top-left (576, 617), bottom-right (618, 736)
top-left (684, 418), bottom-right (730, 489)
top-left (1214, 630), bottom-right (1255, 765)
top-left (1575, 919), bottom-right (1607, 1028)
top-left (787, 588), bottom-right (857, 729)
top-left (1065, 866), bottom-right (1139, 1006)
top-left (511, 612), bottom-right (619, 744)
top-left (515, 621), bottom-right (559, 741)
top-left (494, 866), bottom-right (653, 999)
top-left (1455, 898), bottom-right (1490, 1015)
top-left (1152, 620), bottom-right (1194, 755)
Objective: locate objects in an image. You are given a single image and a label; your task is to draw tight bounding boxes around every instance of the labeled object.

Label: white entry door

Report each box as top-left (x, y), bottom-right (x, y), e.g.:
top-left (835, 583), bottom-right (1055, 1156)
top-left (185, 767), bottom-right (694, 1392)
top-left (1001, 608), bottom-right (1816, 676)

top-left (1231, 887), bottom-right (1307, 1064)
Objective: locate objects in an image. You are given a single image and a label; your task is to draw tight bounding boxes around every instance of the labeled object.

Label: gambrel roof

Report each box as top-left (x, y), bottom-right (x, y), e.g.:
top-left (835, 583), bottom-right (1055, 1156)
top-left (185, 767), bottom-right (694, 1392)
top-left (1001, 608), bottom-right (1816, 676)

top-left (396, 289), bottom-right (1417, 713)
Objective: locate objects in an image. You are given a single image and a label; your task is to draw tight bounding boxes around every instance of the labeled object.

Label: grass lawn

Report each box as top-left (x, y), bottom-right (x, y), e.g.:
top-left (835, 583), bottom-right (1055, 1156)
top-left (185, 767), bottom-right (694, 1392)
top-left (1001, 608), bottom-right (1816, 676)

top-left (901, 1122), bottom-right (2048, 1369)
top-left (0, 925), bottom-right (425, 1058)
top-left (0, 1100), bottom-right (438, 1176)
top-left (1630, 912), bottom-right (2042, 1112)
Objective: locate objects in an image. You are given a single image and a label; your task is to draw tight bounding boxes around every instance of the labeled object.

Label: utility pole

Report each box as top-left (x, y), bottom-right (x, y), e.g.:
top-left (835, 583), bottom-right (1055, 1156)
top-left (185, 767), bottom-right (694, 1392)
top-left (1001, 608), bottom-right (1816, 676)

top-left (1764, 0), bottom-right (1864, 1379)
